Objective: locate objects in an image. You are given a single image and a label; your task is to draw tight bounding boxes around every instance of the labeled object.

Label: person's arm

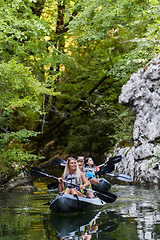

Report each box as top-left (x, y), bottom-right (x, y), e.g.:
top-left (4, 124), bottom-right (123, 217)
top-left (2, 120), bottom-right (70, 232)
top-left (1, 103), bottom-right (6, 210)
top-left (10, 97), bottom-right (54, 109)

top-left (80, 172), bottom-right (90, 189)
top-left (90, 178), bottom-right (99, 185)
top-left (86, 172), bottom-right (99, 185)
top-left (58, 174), bottom-right (64, 192)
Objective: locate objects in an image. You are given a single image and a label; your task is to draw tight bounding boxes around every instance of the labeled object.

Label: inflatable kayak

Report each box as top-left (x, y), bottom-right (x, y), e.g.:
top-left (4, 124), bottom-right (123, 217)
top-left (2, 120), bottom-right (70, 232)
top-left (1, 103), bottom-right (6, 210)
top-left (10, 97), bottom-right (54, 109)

top-left (92, 178), bottom-right (111, 192)
top-left (49, 193), bottom-right (106, 213)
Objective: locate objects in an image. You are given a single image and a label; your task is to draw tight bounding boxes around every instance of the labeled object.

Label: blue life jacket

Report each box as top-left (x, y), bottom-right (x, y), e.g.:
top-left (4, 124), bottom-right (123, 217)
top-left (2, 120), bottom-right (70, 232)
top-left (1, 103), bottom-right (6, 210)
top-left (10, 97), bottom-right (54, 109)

top-left (85, 166), bottom-right (99, 179)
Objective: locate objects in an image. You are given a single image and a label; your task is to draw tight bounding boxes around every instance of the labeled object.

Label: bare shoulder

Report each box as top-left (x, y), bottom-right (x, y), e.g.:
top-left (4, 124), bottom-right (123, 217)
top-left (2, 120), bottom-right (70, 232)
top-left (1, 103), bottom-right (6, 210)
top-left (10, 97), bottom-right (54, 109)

top-left (80, 172), bottom-right (86, 177)
top-left (80, 171), bottom-right (88, 180)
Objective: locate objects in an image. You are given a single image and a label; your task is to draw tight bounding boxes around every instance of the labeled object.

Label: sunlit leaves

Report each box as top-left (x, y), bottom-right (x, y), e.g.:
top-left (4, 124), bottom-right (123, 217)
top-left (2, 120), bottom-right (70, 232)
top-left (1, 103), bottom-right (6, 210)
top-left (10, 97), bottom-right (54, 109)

top-left (0, 1), bottom-right (49, 62)
top-left (0, 59), bottom-right (57, 113)
top-left (0, 147), bottom-right (44, 173)
top-left (0, 129), bottom-right (39, 145)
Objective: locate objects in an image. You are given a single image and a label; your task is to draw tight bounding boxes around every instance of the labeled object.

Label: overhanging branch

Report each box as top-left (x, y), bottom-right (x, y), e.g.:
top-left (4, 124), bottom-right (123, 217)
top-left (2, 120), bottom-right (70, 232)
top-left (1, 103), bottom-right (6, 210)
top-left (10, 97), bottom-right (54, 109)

top-left (37, 74), bottom-right (110, 142)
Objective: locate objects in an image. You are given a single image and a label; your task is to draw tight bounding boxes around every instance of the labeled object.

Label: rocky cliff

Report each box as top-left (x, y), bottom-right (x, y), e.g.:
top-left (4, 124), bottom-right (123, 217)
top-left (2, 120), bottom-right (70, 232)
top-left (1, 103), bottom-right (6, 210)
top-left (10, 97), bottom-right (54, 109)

top-left (114, 54), bottom-right (160, 185)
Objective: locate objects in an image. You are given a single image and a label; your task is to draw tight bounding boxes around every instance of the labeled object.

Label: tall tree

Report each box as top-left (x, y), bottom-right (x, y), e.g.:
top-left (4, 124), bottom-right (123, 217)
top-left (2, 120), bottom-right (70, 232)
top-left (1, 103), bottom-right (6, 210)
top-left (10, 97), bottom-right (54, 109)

top-left (37, 0), bottom-right (160, 157)
top-left (0, 0), bottom-right (60, 175)
top-left (1, 0), bottom-right (160, 177)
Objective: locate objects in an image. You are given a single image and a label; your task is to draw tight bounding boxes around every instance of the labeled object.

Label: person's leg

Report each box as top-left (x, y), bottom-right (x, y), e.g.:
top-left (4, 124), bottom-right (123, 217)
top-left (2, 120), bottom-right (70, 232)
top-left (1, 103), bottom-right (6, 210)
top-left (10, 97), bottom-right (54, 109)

top-left (70, 188), bottom-right (86, 198)
top-left (64, 188), bottom-right (71, 194)
top-left (86, 190), bottom-right (95, 198)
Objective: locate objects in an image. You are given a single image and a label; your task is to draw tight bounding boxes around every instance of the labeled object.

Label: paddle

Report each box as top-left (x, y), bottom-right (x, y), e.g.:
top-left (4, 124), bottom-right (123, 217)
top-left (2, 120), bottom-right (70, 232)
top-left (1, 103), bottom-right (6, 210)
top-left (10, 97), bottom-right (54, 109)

top-left (107, 173), bottom-right (132, 182)
top-left (96, 164), bottom-right (115, 175)
top-left (47, 181), bottom-right (59, 190)
top-left (30, 167), bottom-right (117, 203)
top-left (53, 157), bottom-right (66, 167)
top-left (97, 155), bottom-right (122, 168)
top-left (53, 155), bottom-right (122, 173)
top-left (93, 165), bottom-right (132, 182)
top-left (47, 175), bottom-right (132, 191)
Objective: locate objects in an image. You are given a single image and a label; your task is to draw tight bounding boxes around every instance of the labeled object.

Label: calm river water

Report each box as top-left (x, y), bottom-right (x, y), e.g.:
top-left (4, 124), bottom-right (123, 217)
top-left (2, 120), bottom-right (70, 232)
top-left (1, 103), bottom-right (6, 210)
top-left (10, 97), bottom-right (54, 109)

top-left (0, 181), bottom-right (160, 240)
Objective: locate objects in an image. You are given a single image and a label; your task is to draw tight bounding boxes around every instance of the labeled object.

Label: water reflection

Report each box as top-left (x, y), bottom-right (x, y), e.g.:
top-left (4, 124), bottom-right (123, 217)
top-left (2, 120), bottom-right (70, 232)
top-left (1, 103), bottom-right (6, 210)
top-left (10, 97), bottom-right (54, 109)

top-left (0, 184), bottom-right (160, 239)
top-left (50, 210), bottom-right (120, 239)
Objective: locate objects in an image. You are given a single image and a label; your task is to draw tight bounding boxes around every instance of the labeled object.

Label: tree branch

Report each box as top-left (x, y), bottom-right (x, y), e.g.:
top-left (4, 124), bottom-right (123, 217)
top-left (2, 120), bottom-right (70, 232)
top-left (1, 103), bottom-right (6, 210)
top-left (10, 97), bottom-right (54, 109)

top-left (37, 74), bottom-right (110, 143)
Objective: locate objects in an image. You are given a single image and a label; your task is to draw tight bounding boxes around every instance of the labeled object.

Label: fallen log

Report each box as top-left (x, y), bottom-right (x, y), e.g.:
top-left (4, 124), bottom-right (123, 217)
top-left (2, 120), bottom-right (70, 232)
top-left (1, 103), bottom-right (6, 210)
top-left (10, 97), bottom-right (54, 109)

top-left (3, 156), bottom-right (57, 193)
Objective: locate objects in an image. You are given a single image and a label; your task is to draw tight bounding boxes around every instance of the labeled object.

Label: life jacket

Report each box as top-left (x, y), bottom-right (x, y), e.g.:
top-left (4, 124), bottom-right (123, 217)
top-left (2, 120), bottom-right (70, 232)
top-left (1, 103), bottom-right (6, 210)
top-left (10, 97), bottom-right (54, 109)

top-left (64, 171), bottom-right (80, 191)
top-left (85, 166), bottom-right (99, 179)
top-left (76, 170), bottom-right (91, 194)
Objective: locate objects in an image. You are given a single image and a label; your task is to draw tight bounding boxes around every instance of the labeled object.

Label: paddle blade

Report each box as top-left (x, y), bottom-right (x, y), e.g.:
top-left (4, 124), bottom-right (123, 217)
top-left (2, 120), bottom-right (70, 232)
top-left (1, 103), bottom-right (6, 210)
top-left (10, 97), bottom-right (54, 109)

top-left (107, 155), bottom-right (122, 165)
top-left (31, 167), bottom-right (45, 172)
top-left (53, 157), bottom-right (66, 166)
top-left (114, 174), bottom-right (132, 182)
top-left (96, 163), bottom-right (115, 175)
top-left (30, 167), bottom-right (48, 178)
top-left (47, 181), bottom-right (59, 190)
top-left (96, 190), bottom-right (117, 203)
top-left (59, 162), bottom-right (66, 167)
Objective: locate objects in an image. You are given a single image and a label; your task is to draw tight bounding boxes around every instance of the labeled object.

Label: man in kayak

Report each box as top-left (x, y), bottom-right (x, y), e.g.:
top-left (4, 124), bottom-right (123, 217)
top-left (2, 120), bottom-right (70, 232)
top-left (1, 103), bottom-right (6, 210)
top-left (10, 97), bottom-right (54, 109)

top-left (58, 157), bottom-right (89, 197)
top-left (77, 158), bottom-right (99, 185)
top-left (77, 156), bottom-right (84, 164)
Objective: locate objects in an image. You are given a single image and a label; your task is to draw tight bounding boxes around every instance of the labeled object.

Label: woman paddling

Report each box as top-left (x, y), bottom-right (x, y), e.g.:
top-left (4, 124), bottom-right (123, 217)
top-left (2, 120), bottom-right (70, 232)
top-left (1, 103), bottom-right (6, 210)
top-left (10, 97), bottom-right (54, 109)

top-left (58, 157), bottom-right (89, 197)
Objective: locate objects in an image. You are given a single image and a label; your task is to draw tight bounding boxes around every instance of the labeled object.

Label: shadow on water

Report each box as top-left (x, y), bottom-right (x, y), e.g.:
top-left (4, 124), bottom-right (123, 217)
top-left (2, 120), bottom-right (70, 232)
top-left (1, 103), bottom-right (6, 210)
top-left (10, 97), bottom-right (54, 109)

top-left (49, 210), bottom-right (122, 239)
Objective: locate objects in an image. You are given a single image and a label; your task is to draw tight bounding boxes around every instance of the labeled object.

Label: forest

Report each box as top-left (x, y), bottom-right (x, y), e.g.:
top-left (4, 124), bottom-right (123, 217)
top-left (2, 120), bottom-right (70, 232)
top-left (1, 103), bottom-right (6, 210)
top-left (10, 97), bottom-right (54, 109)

top-left (0, 0), bottom-right (160, 187)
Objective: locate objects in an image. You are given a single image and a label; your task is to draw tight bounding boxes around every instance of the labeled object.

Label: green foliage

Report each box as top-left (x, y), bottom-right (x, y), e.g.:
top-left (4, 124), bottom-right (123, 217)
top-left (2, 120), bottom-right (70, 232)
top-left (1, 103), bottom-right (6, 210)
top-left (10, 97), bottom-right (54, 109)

top-left (0, 129), bottom-right (44, 174)
top-left (0, 129), bottom-right (40, 146)
top-left (0, 0), bottom-right (160, 177)
top-left (51, 0), bottom-right (160, 158)
top-left (0, 1), bottom-right (49, 61)
top-left (0, 148), bottom-right (43, 173)
top-left (0, 59), bottom-right (58, 112)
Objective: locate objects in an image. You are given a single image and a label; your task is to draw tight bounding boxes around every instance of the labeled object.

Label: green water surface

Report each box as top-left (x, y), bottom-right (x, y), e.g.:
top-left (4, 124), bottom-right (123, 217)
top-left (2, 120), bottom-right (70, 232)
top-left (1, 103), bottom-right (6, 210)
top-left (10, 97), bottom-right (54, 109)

top-left (0, 182), bottom-right (160, 240)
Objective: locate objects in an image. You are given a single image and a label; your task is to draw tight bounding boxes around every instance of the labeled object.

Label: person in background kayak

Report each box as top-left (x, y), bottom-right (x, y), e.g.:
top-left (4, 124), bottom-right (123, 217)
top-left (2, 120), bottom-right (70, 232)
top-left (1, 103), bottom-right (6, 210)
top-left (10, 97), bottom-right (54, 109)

top-left (84, 157), bottom-right (100, 178)
top-left (77, 156), bottom-right (84, 164)
top-left (77, 158), bottom-right (99, 198)
top-left (58, 157), bottom-right (89, 198)
top-left (77, 158), bottom-right (99, 185)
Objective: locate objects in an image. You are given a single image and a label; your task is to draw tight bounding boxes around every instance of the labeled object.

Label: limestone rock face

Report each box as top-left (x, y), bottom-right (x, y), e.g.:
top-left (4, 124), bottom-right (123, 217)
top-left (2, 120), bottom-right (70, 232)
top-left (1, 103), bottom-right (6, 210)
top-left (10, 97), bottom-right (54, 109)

top-left (112, 147), bottom-right (160, 185)
top-left (116, 54), bottom-right (160, 185)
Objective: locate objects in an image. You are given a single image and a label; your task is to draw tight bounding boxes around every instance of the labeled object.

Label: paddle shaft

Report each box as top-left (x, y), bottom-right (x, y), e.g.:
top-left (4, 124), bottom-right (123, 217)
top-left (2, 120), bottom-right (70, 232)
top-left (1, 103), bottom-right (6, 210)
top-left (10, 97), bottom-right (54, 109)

top-left (30, 167), bottom-right (117, 203)
top-left (97, 163), bottom-right (105, 168)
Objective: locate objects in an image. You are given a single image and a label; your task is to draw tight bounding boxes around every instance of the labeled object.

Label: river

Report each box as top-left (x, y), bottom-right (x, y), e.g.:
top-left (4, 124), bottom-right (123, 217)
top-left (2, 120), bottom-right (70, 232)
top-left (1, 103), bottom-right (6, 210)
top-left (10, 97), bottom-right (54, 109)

top-left (0, 181), bottom-right (160, 240)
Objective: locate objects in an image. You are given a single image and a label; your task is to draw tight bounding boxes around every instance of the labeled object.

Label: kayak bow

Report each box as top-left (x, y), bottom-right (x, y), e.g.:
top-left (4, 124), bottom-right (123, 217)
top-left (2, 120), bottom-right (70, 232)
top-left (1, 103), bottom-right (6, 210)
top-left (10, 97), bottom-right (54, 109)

top-left (49, 193), bottom-right (106, 213)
